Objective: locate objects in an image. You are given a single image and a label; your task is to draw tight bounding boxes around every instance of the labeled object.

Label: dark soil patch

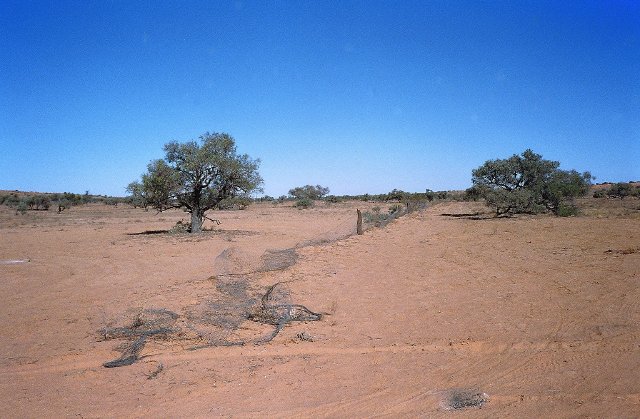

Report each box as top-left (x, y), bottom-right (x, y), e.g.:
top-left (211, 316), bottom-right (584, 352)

top-left (443, 389), bottom-right (488, 410)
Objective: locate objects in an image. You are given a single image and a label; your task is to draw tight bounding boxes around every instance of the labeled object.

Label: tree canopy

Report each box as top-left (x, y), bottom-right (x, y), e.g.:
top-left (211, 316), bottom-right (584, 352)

top-left (288, 185), bottom-right (330, 200)
top-left (471, 149), bottom-right (592, 216)
top-left (128, 132), bottom-right (262, 232)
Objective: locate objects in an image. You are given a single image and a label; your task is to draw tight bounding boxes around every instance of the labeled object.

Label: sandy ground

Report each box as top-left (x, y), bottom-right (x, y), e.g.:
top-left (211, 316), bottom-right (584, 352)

top-left (0, 199), bottom-right (639, 417)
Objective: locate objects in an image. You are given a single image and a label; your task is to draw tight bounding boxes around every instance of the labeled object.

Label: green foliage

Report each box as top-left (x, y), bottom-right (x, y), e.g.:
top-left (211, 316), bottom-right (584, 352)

top-left (0, 191), bottom-right (126, 214)
top-left (463, 186), bottom-right (482, 201)
top-left (58, 199), bottom-right (72, 211)
top-left (593, 183), bottom-right (640, 199)
top-left (129, 132), bottom-right (263, 233)
top-left (362, 202), bottom-right (413, 228)
top-left (16, 199), bottom-right (28, 215)
top-left (593, 189), bottom-right (606, 198)
top-left (217, 196), bottom-right (252, 210)
top-left (386, 189), bottom-right (407, 201)
top-left (62, 192), bottom-right (84, 206)
top-left (556, 203), bottom-right (580, 217)
top-left (388, 204), bottom-right (403, 214)
top-left (437, 191), bottom-right (448, 200)
top-left (424, 190), bottom-right (435, 202)
top-left (1, 193), bottom-right (51, 212)
top-left (606, 182), bottom-right (634, 199)
top-left (25, 195), bottom-right (51, 210)
top-left (472, 149), bottom-right (592, 216)
top-left (2, 193), bottom-right (20, 208)
top-left (294, 198), bottom-right (314, 209)
top-left (324, 195), bottom-right (341, 203)
top-left (126, 181), bottom-right (147, 208)
top-left (362, 208), bottom-right (387, 226)
top-left (82, 190), bottom-right (93, 204)
top-left (288, 185), bottom-right (330, 200)
top-left (543, 169), bottom-right (591, 211)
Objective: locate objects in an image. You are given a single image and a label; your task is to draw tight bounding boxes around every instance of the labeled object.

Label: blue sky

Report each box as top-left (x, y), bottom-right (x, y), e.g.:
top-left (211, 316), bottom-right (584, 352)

top-left (1, 1), bottom-right (638, 197)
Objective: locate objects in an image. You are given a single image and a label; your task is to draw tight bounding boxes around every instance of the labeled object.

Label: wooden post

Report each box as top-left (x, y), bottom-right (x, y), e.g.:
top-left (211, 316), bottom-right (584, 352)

top-left (356, 209), bottom-right (363, 235)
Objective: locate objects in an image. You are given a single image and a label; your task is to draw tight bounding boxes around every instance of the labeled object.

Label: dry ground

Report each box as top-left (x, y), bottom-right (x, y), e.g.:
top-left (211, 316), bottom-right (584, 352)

top-left (0, 199), bottom-right (639, 417)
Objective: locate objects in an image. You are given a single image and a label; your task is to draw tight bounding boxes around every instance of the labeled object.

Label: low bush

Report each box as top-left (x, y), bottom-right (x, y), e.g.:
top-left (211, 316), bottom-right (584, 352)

top-left (556, 203), bottom-right (580, 217)
top-left (295, 198), bottom-right (314, 209)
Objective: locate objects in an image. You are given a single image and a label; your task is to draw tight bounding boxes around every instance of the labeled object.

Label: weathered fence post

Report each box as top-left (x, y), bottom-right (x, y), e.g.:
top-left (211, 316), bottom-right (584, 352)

top-left (356, 209), bottom-right (363, 235)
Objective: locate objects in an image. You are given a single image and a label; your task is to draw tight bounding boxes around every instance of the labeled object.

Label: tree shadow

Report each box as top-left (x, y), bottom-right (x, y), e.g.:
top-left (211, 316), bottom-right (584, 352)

top-left (126, 230), bottom-right (169, 236)
top-left (439, 212), bottom-right (494, 220)
top-left (440, 212), bottom-right (481, 218)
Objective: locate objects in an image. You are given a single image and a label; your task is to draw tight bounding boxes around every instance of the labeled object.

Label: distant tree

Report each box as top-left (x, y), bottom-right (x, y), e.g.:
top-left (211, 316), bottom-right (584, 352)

top-left (288, 185), bottom-right (330, 200)
top-left (472, 149), bottom-right (592, 216)
top-left (130, 132), bottom-right (262, 233)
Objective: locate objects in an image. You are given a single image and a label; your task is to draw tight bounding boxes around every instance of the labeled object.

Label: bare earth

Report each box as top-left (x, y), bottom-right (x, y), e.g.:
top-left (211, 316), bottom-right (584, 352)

top-left (1, 200), bottom-right (639, 417)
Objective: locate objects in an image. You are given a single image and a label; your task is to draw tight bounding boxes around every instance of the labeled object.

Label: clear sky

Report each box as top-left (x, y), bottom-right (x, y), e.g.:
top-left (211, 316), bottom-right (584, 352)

top-left (1, 1), bottom-right (638, 197)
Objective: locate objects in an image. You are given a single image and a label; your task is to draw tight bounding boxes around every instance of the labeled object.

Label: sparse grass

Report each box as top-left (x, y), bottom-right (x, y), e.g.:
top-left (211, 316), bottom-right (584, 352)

top-left (577, 196), bottom-right (640, 219)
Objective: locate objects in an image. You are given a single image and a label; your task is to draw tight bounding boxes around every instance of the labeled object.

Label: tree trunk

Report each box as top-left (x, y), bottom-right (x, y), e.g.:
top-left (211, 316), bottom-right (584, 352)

top-left (190, 210), bottom-right (204, 233)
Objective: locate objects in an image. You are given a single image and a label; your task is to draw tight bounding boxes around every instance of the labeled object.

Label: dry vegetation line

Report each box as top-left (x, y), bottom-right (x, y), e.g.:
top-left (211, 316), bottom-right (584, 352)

top-left (247, 281), bottom-right (322, 344)
top-left (99, 247), bottom-right (323, 368)
top-left (99, 206), bottom-right (416, 369)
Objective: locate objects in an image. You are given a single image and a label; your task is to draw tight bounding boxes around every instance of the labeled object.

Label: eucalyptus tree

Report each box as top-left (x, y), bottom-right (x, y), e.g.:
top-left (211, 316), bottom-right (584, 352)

top-left (471, 149), bottom-right (591, 216)
top-left (130, 132), bottom-right (262, 232)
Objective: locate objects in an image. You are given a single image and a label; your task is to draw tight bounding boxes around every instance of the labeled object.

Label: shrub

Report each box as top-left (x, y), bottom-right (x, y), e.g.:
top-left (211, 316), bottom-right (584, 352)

top-left (16, 199), bottom-right (28, 215)
top-left (606, 182), bottom-right (633, 199)
top-left (295, 198), bottom-right (314, 209)
top-left (385, 189), bottom-right (407, 202)
top-left (3, 193), bottom-right (20, 208)
top-left (424, 190), bottom-right (435, 202)
top-left (556, 203), bottom-right (580, 217)
top-left (388, 204), bottom-right (403, 215)
top-left (362, 209), bottom-right (388, 226)
top-left (593, 189), bottom-right (606, 198)
top-left (436, 191), bottom-right (448, 200)
top-left (463, 186), bottom-right (482, 201)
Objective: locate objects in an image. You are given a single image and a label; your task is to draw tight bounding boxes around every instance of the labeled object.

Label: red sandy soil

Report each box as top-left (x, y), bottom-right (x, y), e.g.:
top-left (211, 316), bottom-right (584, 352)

top-left (0, 200), bottom-right (639, 417)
